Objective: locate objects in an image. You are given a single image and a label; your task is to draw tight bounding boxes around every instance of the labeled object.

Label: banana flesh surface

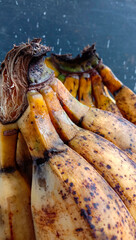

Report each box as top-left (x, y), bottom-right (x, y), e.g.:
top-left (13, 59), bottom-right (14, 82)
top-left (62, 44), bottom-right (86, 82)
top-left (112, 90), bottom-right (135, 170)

top-left (0, 123), bottom-right (35, 240)
top-left (18, 91), bottom-right (136, 240)
top-left (48, 77), bottom-right (136, 162)
top-left (41, 86), bottom-right (136, 222)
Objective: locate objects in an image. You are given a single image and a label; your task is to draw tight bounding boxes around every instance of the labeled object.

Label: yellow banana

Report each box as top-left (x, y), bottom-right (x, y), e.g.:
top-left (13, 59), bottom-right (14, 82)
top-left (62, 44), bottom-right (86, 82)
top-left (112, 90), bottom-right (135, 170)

top-left (78, 73), bottom-right (94, 107)
top-left (91, 70), bottom-right (122, 116)
top-left (64, 74), bottom-right (79, 98)
top-left (0, 122), bottom-right (35, 240)
top-left (18, 91), bottom-right (136, 240)
top-left (41, 85), bottom-right (136, 221)
top-left (48, 77), bottom-right (136, 162)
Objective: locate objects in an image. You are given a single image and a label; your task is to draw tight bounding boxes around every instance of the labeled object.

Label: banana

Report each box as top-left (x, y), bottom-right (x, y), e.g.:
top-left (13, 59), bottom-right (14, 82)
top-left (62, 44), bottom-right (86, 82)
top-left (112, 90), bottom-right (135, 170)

top-left (48, 77), bottom-right (136, 162)
top-left (0, 122), bottom-right (35, 240)
top-left (78, 73), bottom-right (94, 107)
top-left (18, 90), bottom-right (136, 240)
top-left (91, 69), bottom-right (122, 116)
top-left (16, 132), bottom-right (32, 185)
top-left (64, 74), bottom-right (79, 98)
top-left (89, 47), bottom-right (136, 124)
top-left (41, 85), bottom-right (136, 221)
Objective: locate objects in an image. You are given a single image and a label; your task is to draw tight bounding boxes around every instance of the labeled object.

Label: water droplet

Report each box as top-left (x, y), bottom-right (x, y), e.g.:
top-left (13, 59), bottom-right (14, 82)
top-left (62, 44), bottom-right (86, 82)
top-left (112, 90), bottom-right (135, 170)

top-left (57, 38), bottom-right (60, 45)
top-left (27, 18), bottom-right (30, 22)
top-left (58, 28), bottom-right (61, 32)
top-left (107, 40), bottom-right (110, 49)
top-left (36, 22), bottom-right (39, 28)
top-left (43, 11), bottom-right (46, 15)
top-left (15, 34), bottom-right (18, 38)
top-left (62, 14), bottom-right (66, 18)
top-left (59, 48), bottom-right (62, 55)
top-left (15, 0), bottom-right (18, 5)
top-left (124, 74), bottom-right (127, 80)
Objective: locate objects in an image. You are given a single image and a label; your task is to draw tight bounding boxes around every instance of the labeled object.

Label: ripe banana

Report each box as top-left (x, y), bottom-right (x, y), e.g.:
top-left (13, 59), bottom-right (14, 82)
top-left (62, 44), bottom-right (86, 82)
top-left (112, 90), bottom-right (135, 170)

top-left (0, 123), bottom-right (35, 240)
top-left (89, 46), bottom-right (136, 124)
top-left (41, 85), bottom-right (136, 221)
top-left (18, 90), bottom-right (136, 240)
top-left (91, 69), bottom-right (122, 116)
top-left (64, 74), bottom-right (79, 98)
top-left (78, 73), bottom-right (94, 107)
top-left (48, 77), bottom-right (136, 162)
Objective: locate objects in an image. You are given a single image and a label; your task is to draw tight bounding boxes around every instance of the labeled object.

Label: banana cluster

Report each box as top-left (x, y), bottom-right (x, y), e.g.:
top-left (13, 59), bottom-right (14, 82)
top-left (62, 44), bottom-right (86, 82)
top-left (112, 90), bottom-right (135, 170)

top-left (45, 45), bottom-right (136, 124)
top-left (0, 40), bottom-right (136, 240)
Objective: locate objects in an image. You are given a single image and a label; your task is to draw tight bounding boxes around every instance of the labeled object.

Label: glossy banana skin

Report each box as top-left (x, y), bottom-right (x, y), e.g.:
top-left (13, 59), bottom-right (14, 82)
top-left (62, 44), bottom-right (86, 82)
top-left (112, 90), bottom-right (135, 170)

top-left (48, 78), bottom-right (136, 162)
top-left (0, 123), bottom-right (35, 240)
top-left (42, 86), bottom-right (136, 222)
top-left (18, 91), bottom-right (136, 239)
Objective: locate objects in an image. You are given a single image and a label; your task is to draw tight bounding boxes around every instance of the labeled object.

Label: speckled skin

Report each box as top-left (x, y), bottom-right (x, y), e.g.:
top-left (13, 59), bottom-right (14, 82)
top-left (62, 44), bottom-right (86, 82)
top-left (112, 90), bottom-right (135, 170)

top-left (18, 91), bottom-right (136, 239)
top-left (42, 86), bottom-right (136, 222)
top-left (99, 66), bottom-right (136, 125)
top-left (114, 86), bottom-right (136, 125)
top-left (48, 78), bottom-right (136, 162)
top-left (91, 72), bottom-right (122, 116)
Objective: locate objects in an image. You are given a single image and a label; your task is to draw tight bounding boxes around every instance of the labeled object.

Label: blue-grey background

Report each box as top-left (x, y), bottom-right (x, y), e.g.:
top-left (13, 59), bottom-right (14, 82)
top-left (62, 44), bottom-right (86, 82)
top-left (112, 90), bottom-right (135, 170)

top-left (0, 0), bottom-right (136, 91)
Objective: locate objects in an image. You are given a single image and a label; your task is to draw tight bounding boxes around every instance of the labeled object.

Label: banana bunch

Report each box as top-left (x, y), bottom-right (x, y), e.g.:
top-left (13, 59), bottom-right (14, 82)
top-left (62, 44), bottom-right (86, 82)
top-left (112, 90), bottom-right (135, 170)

top-left (0, 39), bottom-right (136, 240)
top-left (45, 45), bottom-right (136, 123)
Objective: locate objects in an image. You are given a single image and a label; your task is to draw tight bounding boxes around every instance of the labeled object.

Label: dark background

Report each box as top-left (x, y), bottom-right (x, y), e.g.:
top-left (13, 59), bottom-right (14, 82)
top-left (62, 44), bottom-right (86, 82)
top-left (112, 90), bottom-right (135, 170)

top-left (0, 0), bottom-right (136, 91)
